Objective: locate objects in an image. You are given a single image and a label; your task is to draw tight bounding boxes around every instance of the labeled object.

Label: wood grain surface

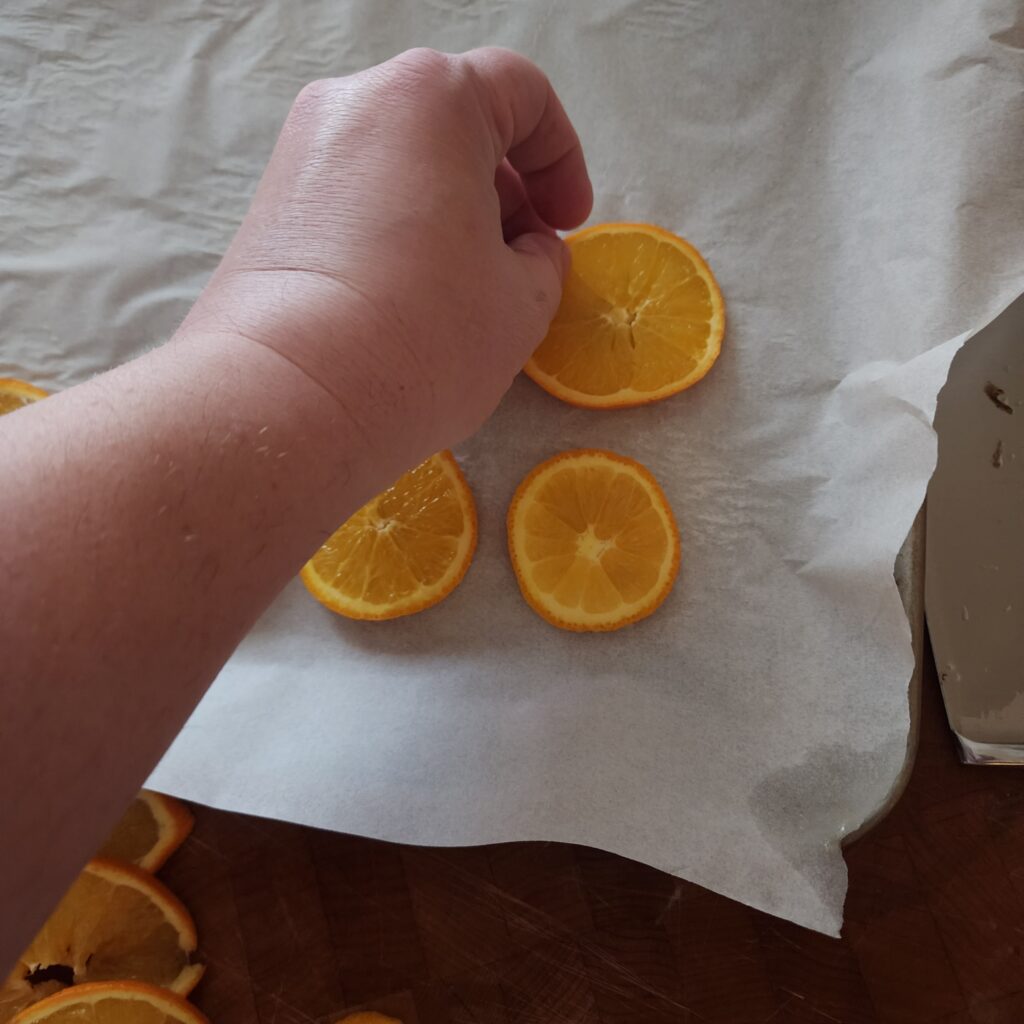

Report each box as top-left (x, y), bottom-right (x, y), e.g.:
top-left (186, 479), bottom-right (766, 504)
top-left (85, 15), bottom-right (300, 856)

top-left (162, 649), bottom-right (1024, 1024)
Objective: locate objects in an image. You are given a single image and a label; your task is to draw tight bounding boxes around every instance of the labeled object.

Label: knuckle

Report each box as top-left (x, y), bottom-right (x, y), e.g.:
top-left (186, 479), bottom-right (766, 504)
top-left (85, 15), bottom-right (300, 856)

top-left (470, 45), bottom-right (524, 70)
top-left (376, 48), bottom-right (474, 115)
top-left (291, 77), bottom-right (342, 118)
top-left (389, 46), bottom-right (453, 82)
top-left (467, 45), bottom-right (540, 88)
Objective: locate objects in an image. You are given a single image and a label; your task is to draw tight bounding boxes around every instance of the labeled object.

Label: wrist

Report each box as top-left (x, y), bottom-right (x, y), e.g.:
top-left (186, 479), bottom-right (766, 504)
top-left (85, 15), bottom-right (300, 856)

top-left (165, 324), bottom-right (387, 536)
top-left (178, 269), bottom-right (427, 481)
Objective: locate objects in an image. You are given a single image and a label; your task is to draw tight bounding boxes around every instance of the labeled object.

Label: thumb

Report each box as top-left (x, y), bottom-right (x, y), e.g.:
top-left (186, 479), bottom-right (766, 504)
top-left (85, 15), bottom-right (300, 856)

top-left (507, 231), bottom-right (569, 318)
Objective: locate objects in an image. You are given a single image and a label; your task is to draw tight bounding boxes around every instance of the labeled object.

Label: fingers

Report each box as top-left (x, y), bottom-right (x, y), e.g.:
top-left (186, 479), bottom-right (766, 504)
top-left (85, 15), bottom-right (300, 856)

top-left (510, 230), bottom-right (569, 282)
top-left (460, 47), bottom-right (593, 230)
top-left (507, 230), bottom-right (570, 367)
top-left (494, 160), bottom-right (557, 243)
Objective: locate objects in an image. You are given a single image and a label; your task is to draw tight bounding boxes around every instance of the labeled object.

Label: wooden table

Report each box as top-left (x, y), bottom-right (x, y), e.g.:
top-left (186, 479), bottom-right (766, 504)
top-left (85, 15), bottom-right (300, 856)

top-left (164, 649), bottom-right (1024, 1024)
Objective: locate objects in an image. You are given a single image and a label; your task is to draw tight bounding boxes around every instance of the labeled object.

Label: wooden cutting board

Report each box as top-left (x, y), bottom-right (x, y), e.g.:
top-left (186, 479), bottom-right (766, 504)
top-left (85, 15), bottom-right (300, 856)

top-left (161, 648), bottom-right (1024, 1024)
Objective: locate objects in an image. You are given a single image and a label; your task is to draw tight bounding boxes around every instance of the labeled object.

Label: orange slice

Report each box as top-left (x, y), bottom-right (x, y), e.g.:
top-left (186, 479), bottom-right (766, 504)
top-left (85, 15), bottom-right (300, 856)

top-left (1, 860), bottom-right (203, 1022)
top-left (10, 981), bottom-right (209, 1024)
top-left (97, 791), bottom-right (194, 873)
top-left (301, 451), bottom-right (477, 620)
top-left (525, 223), bottom-right (725, 408)
top-left (508, 450), bottom-right (680, 631)
top-left (0, 378), bottom-right (48, 416)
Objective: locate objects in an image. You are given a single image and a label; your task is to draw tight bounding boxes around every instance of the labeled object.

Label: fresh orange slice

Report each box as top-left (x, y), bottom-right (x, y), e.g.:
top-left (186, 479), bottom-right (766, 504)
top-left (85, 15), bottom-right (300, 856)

top-left (0, 378), bottom-right (48, 416)
top-left (97, 791), bottom-right (194, 873)
top-left (508, 450), bottom-right (680, 631)
top-left (525, 223), bottom-right (725, 408)
top-left (301, 451), bottom-right (477, 621)
top-left (10, 981), bottom-right (209, 1024)
top-left (1, 860), bottom-right (203, 1022)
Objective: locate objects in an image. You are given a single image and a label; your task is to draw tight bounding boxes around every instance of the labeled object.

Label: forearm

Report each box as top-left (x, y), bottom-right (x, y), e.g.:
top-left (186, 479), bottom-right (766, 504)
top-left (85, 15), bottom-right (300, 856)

top-left (0, 44), bottom-right (590, 974)
top-left (0, 326), bottom-right (379, 966)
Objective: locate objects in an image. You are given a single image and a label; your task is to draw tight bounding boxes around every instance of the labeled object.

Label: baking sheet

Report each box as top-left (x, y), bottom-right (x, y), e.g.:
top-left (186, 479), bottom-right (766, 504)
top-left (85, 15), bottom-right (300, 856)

top-left (4, 0), bottom-right (1023, 935)
top-left (927, 293), bottom-right (1024, 764)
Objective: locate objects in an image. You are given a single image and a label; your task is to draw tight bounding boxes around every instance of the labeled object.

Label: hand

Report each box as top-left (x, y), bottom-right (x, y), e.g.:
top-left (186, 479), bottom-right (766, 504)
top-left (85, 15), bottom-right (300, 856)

top-left (0, 50), bottom-right (589, 966)
top-left (182, 47), bottom-right (592, 474)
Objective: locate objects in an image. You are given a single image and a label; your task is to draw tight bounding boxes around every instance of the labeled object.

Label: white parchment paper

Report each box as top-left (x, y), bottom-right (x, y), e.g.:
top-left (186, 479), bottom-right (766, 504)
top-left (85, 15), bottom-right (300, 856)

top-left (3, 0), bottom-right (1023, 934)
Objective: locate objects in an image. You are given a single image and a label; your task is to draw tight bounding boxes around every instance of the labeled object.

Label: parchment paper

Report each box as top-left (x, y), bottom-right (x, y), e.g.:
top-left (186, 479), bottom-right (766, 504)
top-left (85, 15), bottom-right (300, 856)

top-left (3, 0), bottom-right (1023, 935)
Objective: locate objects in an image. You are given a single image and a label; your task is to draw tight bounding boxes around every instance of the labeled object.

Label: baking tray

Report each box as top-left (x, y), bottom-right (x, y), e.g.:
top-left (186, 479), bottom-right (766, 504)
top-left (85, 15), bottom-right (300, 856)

top-left (845, 510), bottom-right (926, 843)
top-left (926, 293), bottom-right (1024, 765)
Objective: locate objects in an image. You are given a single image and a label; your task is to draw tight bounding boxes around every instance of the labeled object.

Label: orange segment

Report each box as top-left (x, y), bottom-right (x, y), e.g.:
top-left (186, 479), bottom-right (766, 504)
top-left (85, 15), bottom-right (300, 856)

top-left (301, 451), bottom-right (477, 621)
top-left (0, 378), bottom-right (48, 416)
top-left (10, 981), bottom-right (209, 1024)
top-left (1, 860), bottom-right (203, 1023)
top-left (507, 450), bottom-right (680, 631)
top-left (97, 791), bottom-right (194, 873)
top-left (525, 223), bottom-right (725, 408)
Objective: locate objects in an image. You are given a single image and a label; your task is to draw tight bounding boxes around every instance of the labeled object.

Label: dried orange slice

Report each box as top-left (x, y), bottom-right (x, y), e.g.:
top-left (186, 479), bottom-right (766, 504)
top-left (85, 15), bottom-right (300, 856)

top-left (508, 450), bottom-right (680, 631)
top-left (525, 223), bottom-right (725, 408)
top-left (1, 860), bottom-right (203, 1022)
top-left (10, 981), bottom-right (209, 1024)
top-left (0, 378), bottom-right (48, 416)
top-left (301, 451), bottom-right (477, 621)
top-left (97, 791), bottom-right (194, 873)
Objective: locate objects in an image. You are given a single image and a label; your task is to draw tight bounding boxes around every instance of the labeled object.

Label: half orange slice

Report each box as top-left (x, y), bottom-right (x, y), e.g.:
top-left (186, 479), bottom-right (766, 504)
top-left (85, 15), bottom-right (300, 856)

top-left (0, 378), bottom-right (48, 416)
top-left (301, 451), bottom-right (477, 620)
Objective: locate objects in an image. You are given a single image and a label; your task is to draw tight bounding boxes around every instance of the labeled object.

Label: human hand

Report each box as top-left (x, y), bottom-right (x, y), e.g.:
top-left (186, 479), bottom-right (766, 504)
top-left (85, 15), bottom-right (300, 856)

top-left (1, 52), bottom-right (586, 960)
top-left (182, 47), bottom-right (592, 475)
